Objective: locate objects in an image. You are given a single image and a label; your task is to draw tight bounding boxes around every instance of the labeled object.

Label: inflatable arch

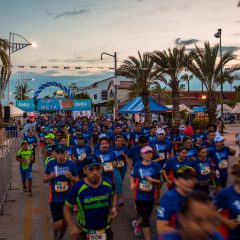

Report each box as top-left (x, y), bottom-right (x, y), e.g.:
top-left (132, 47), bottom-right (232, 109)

top-left (33, 81), bottom-right (74, 99)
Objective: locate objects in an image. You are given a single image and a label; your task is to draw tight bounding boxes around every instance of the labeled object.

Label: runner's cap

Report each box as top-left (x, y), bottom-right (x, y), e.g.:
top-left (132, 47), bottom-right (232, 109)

top-left (179, 125), bottom-right (185, 131)
top-left (141, 146), bottom-right (153, 154)
top-left (99, 134), bottom-right (107, 139)
top-left (214, 135), bottom-right (224, 143)
top-left (45, 133), bottom-right (55, 139)
top-left (156, 128), bottom-right (165, 135)
top-left (55, 146), bottom-right (66, 154)
top-left (76, 135), bottom-right (84, 140)
top-left (84, 154), bottom-right (102, 167)
top-left (21, 140), bottom-right (28, 145)
top-left (175, 166), bottom-right (196, 179)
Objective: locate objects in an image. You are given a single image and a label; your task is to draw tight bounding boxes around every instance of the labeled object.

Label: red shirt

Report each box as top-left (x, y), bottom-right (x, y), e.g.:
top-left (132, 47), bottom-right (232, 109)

top-left (184, 126), bottom-right (194, 136)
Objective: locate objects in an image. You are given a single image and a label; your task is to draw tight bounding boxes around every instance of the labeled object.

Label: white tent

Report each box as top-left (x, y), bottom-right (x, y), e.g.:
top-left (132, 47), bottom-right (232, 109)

top-left (217, 104), bottom-right (233, 113)
top-left (9, 105), bottom-right (24, 117)
top-left (166, 104), bottom-right (192, 113)
top-left (232, 103), bottom-right (240, 114)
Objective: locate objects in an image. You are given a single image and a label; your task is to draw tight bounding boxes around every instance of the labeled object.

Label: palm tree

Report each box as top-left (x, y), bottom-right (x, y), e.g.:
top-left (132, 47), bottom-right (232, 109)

top-left (185, 41), bottom-right (239, 124)
top-left (150, 81), bottom-right (168, 102)
top-left (150, 46), bottom-right (187, 123)
top-left (0, 39), bottom-right (11, 130)
top-left (180, 73), bottom-right (193, 94)
top-left (14, 82), bottom-right (33, 100)
top-left (117, 51), bottom-right (157, 121)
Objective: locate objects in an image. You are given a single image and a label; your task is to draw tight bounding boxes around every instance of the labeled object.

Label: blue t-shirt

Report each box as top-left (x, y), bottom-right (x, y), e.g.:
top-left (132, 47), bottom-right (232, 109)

top-left (45, 160), bottom-right (78, 203)
top-left (131, 162), bottom-right (160, 201)
top-left (193, 158), bottom-right (211, 182)
top-left (150, 140), bottom-right (173, 167)
top-left (130, 131), bottom-right (143, 145)
top-left (215, 186), bottom-right (240, 240)
top-left (23, 135), bottom-right (37, 147)
top-left (201, 141), bottom-right (216, 159)
top-left (163, 157), bottom-right (193, 176)
top-left (212, 147), bottom-right (230, 179)
top-left (71, 144), bottom-right (92, 171)
top-left (65, 178), bottom-right (114, 230)
top-left (113, 145), bottom-right (128, 169)
top-left (157, 188), bottom-right (186, 227)
top-left (186, 147), bottom-right (197, 161)
top-left (128, 145), bottom-right (143, 167)
top-left (82, 131), bottom-right (92, 144)
top-left (148, 134), bottom-right (157, 142)
top-left (94, 149), bottom-right (116, 180)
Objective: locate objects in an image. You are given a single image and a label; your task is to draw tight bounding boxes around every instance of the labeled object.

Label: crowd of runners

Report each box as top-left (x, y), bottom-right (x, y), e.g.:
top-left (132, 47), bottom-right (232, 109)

top-left (16, 114), bottom-right (240, 240)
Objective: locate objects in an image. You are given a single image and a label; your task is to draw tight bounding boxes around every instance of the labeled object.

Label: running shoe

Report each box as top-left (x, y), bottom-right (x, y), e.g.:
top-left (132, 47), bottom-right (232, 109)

top-left (28, 189), bottom-right (32, 196)
top-left (134, 226), bottom-right (142, 237)
top-left (118, 199), bottom-right (124, 206)
top-left (131, 219), bottom-right (140, 228)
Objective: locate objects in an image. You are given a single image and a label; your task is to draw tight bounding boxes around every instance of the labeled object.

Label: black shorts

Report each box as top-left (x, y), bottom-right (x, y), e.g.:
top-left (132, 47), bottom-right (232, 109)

top-left (50, 202), bottom-right (64, 222)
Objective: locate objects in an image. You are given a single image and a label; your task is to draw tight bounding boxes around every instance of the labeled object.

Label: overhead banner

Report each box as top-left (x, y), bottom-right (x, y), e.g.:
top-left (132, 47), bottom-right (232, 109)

top-left (16, 99), bottom-right (91, 112)
top-left (16, 100), bottom-right (35, 112)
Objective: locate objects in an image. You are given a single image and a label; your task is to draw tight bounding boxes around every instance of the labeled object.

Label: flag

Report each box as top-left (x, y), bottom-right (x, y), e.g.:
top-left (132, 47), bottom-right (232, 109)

top-left (214, 32), bottom-right (220, 38)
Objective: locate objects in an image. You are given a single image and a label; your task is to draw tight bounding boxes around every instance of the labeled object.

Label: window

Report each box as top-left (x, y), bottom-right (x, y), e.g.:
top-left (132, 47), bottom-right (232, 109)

top-left (94, 94), bottom-right (97, 100)
top-left (101, 90), bottom-right (108, 100)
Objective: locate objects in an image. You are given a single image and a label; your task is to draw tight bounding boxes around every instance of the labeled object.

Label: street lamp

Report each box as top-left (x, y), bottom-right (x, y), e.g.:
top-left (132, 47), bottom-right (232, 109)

top-left (100, 52), bottom-right (118, 119)
top-left (214, 28), bottom-right (224, 134)
top-left (7, 32), bottom-right (34, 104)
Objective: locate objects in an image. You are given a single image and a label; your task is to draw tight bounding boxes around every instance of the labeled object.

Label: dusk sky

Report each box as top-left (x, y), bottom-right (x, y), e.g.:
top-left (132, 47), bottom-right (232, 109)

top-left (1, 0), bottom-right (240, 103)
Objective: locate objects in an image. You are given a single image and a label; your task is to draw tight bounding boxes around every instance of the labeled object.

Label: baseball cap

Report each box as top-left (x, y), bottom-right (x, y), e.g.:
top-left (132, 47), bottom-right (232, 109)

top-left (21, 140), bottom-right (28, 145)
top-left (179, 125), bottom-right (185, 131)
top-left (55, 146), bottom-right (66, 154)
top-left (214, 135), bottom-right (224, 143)
top-left (77, 135), bottom-right (84, 140)
top-left (175, 166), bottom-right (196, 179)
top-left (84, 154), bottom-right (102, 167)
top-left (156, 128), bottom-right (165, 135)
top-left (141, 146), bottom-right (153, 154)
top-left (45, 133), bottom-right (55, 140)
top-left (99, 134), bottom-right (107, 139)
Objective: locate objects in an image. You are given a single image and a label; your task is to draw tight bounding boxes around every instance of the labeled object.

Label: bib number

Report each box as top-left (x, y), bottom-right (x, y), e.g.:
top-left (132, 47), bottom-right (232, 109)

top-left (54, 181), bottom-right (69, 192)
top-left (78, 153), bottom-right (87, 161)
top-left (87, 230), bottom-right (106, 240)
top-left (117, 160), bottom-right (124, 168)
top-left (139, 180), bottom-right (153, 192)
top-left (200, 167), bottom-right (210, 176)
top-left (104, 162), bottom-right (113, 172)
top-left (218, 160), bottom-right (228, 169)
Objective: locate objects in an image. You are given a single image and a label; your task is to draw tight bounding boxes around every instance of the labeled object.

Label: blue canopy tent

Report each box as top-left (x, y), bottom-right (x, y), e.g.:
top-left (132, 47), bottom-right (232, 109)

top-left (192, 106), bottom-right (206, 113)
top-left (118, 97), bottom-right (170, 114)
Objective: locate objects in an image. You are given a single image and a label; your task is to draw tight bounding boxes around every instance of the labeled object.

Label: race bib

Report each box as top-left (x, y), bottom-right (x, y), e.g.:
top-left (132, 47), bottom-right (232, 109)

top-left (139, 180), bottom-right (153, 192)
top-left (200, 166), bottom-right (210, 176)
top-left (117, 160), bottom-right (124, 168)
top-left (104, 162), bottom-right (113, 172)
top-left (78, 153), bottom-right (87, 161)
top-left (218, 160), bottom-right (228, 169)
top-left (54, 181), bottom-right (69, 192)
top-left (87, 230), bottom-right (106, 240)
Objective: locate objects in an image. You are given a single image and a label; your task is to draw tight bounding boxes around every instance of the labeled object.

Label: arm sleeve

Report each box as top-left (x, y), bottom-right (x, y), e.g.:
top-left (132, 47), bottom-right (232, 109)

top-left (65, 183), bottom-right (80, 207)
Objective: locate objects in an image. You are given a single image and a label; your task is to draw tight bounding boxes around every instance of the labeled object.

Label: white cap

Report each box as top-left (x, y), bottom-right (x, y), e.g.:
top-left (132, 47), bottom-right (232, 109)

top-left (156, 128), bottom-right (165, 135)
top-left (99, 134), bottom-right (107, 139)
top-left (214, 135), bottom-right (224, 143)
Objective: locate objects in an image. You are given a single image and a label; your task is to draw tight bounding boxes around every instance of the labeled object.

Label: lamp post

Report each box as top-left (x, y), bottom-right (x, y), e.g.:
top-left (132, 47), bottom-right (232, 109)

top-left (214, 29), bottom-right (224, 134)
top-left (7, 32), bottom-right (33, 105)
top-left (100, 52), bottom-right (118, 119)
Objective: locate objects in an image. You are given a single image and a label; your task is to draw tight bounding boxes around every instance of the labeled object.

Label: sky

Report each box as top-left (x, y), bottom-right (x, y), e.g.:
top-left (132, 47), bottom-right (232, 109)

top-left (0, 0), bottom-right (240, 103)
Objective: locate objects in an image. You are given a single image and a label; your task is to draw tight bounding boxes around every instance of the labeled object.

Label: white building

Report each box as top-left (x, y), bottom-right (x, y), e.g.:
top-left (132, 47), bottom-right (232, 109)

top-left (79, 76), bottom-right (133, 114)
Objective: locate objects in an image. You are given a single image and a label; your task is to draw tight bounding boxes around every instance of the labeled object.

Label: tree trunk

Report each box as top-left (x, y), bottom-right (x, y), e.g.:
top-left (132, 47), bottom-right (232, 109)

top-left (206, 90), bottom-right (217, 125)
top-left (171, 82), bottom-right (181, 124)
top-left (142, 93), bottom-right (151, 122)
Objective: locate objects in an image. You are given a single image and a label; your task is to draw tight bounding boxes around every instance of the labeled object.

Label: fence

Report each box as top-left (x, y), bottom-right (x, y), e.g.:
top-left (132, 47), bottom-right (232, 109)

top-left (0, 130), bottom-right (21, 215)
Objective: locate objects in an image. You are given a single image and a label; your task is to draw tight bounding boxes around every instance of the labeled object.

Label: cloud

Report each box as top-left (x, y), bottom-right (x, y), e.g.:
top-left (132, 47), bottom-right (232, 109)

top-left (175, 38), bottom-right (199, 46)
top-left (221, 46), bottom-right (240, 52)
top-left (54, 9), bottom-right (89, 19)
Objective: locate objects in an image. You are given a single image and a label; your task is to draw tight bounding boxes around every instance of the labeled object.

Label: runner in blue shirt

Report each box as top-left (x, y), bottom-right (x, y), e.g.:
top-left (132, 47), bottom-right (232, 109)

top-left (43, 147), bottom-right (78, 240)
top-left (130, 146), bottom-right (161, 239)
top-left (64, 154), bottom-right (117, 240)
top-left (201, 130), bottom-right (216, 159)
top-left (70, 128), bottom-right (82, 146)
top-left (147, 126), bottom-right (157, 142)
top-left (212, 135), bottom-right (236, 189)
top-left (128, 135), bottom-right (149, 169)
top-left (162, 147), bottom-right (193, 189)
top-left (94, 137), bottom-right (117, 181)
top-left (130, 122), bottom-right (143, 145)
top-left (183, 137), bottom-right (197, 161)
top-left (112, 135), bottom-right (129, 205)
top-left (215, 163), bottom-right (240, 240)
top-left (71, 135), bottom-right (92, 179)
top-left (193, 147), bottom-right (212, 194)
top-left (150, 128), bottom-right (173, 168)
top-left (158, 191), bottom-right (223, 240)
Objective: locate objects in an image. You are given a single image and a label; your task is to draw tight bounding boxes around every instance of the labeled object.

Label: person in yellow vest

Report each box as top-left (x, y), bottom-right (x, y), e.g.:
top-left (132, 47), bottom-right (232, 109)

top-left (16, 140), bottom-right (34, 196)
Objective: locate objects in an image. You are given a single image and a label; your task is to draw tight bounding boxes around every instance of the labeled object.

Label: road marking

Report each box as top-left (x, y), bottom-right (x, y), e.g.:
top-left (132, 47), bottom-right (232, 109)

top-left (23, 194), bottom-right (33, 240)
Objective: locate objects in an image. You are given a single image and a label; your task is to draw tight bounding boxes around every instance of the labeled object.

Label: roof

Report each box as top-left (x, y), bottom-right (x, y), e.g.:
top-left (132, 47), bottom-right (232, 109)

top-left (232, 103), bottom-right (240, 113)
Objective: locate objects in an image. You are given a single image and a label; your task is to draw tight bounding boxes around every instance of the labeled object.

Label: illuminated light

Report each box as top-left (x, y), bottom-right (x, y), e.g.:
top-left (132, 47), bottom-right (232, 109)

top-left (31, 42), bottom-right (37, 48)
